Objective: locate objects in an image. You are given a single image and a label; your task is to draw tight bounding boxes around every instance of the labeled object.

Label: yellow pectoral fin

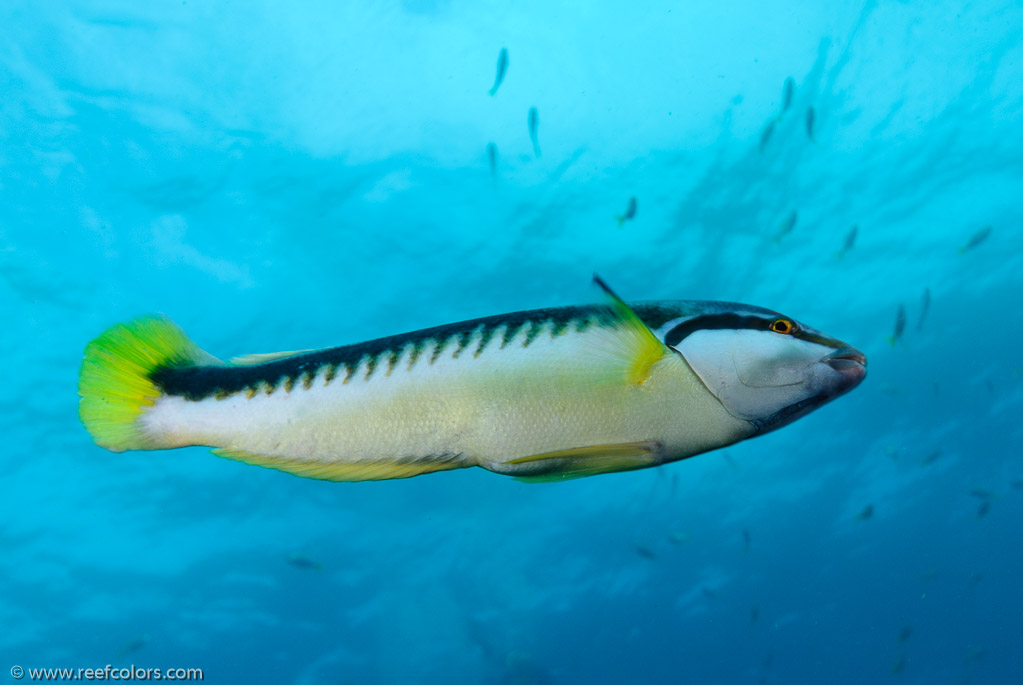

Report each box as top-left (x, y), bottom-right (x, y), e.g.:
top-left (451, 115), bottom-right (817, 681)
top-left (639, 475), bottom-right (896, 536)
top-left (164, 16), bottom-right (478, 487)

top-left (591, 275), bottom-right (671, 386)
top-left (508, 441), bottom-right (663, 482)
top-left (211, 448), bottom-right (468, 482)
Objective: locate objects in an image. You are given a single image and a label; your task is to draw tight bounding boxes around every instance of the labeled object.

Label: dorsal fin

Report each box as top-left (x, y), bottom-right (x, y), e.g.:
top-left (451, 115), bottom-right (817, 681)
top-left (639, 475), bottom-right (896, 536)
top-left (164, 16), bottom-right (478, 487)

top-left (230, 349), bottom-right (320, 365)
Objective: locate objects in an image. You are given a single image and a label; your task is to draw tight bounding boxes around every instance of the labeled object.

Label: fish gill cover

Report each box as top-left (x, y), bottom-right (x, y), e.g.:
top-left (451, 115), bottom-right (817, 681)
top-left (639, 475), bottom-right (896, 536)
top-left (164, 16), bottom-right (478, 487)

top-left (1, 1), bottom-right (1021, 683)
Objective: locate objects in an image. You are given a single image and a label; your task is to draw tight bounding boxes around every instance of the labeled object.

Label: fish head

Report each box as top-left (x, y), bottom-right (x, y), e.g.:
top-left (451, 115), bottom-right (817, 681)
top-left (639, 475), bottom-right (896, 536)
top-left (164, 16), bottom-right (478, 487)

top-left (660, 303), bottom-right (866, 433)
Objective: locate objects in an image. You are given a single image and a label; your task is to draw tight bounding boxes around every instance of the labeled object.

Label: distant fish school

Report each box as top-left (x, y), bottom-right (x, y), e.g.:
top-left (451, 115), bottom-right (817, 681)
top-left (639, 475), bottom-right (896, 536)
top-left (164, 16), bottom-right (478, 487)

top-left (79, 277), bottom-right (866, 483)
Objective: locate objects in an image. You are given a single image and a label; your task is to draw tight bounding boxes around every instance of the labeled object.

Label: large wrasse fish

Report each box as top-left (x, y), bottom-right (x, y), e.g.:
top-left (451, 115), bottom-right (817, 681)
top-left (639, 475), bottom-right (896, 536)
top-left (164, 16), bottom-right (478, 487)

top-left (78, 277), bottom-right (866, 482)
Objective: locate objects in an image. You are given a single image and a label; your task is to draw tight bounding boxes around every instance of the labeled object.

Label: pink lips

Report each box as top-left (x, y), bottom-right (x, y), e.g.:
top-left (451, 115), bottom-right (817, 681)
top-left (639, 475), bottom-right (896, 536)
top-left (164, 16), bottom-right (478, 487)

top-left (825, 347), bottom-right (867, 386)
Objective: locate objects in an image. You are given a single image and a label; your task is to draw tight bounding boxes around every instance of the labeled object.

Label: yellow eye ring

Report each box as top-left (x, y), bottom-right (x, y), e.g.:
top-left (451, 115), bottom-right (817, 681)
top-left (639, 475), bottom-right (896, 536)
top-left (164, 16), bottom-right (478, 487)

top-left (770, 318), bottom-right (794, 334)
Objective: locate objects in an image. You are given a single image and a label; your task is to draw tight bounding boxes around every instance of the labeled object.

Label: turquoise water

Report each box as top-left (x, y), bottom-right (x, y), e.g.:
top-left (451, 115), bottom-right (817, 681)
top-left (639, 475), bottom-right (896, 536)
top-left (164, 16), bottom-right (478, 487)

top-left (3, 1), bottom-right (1022, 683)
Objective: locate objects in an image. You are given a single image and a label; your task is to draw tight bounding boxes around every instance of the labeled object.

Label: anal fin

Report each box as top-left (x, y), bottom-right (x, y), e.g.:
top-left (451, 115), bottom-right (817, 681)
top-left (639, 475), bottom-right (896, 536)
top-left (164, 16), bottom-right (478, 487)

top-left (211, 448), bottom-right (468, 482)
top-left (507, 441), bottom-right (663, 482)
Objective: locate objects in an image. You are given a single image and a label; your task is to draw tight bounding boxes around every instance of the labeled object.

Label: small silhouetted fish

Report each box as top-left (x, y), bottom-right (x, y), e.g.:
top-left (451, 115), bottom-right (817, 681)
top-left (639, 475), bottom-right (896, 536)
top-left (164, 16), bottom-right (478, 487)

top-left (486, 142), bottom-right (498, 179)
top-left (958, 226), bottom-right (991, 254)
top-left (503, 650), bottom-right (550, 685)
top-left (855, 504), bottom-right (874, 521)
top-left (701, 587), bottom-right (717, 600)
top-left (805, 106), bottom-right (816, 141)
top-left (920, 449), bottom-right (941, 466)
top-left (527, 107), bottom-right (541, 158)
top-left (742, 528), bottom-right (752, 554)
top-left (898, 625), bottom-right (913, 644)
top-left (887, 304), bottom-right (906, 346)
top-left (633, 543), bottom-right (656, 560)
top-left (773, 211), bottom-right (797, 243)
top-left (967, 572), bottom-right (983, 589)
top-left (964, 646), bottom-right (987, 664)
top-left (750, 605), bottom-right (760, 626)
top-left (1011, 479), bottom-right (1023, 491)
top-left (287, 552), bottom-right (324, 571)
top-left (891, 654), bottom-right (906, 674)
top-left (781, 78), bottom-right (794, 113)
top-left (976, 501), bottom-right (990, 519)
top-left (917, 288), bottom-right (931, 331)
top-left (489, 47), bottom-right (508, 96)
top-left (759, 118), bottom-right (776, 152)
top-left (723, 453), bottom-right (738, 469)
top-left (668, 531), bottom-right (691, 545)
top-left (969, 489), bottom-right (994, 501)
top-left (836, 225), bottom-right (858, 258)
top-left (615, 197), bottom-right (637, 228)
top-left (117, 634), bottom-right (150, 658)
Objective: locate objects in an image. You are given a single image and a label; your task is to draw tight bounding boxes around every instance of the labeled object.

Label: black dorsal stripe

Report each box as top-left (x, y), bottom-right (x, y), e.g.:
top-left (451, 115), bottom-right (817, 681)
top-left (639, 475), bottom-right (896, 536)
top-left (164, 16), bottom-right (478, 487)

top-left (152, 305), bottom-right (602, 401)
top-left (664, 314), bottom-right (769, 347)
top-left (149, 301), bottom-right (703, 402)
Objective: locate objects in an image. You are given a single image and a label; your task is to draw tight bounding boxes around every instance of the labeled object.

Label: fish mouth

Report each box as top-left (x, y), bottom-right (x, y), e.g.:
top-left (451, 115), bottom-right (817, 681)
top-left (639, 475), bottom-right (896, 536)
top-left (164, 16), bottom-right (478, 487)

top-left (824, 346), bottom-right (867, 386)
top-left (753, 346), bottom-right (867, 435)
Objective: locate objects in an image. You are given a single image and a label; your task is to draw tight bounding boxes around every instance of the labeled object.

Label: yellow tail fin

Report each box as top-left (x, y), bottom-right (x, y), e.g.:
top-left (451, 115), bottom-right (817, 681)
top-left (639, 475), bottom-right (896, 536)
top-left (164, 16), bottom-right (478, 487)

top-left (78, 316), bottom-right (211, 452)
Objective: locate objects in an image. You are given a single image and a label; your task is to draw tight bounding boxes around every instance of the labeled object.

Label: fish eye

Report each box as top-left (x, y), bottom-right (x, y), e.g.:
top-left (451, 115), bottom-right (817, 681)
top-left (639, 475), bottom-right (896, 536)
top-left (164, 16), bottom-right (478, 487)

top-left (769, 318), bottom-right (794, 335)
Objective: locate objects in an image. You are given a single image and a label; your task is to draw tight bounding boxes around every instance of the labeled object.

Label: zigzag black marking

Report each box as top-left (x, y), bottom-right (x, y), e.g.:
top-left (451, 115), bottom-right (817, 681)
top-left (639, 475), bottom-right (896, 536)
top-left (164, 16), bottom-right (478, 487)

top-left (150, 303), bottom-right (688, 401)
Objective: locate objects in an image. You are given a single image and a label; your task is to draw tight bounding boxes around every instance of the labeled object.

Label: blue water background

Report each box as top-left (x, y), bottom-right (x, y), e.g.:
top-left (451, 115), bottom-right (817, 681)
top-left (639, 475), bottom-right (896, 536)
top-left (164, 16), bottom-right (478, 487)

top-left (2, 1), bottom-right (1022, 682)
